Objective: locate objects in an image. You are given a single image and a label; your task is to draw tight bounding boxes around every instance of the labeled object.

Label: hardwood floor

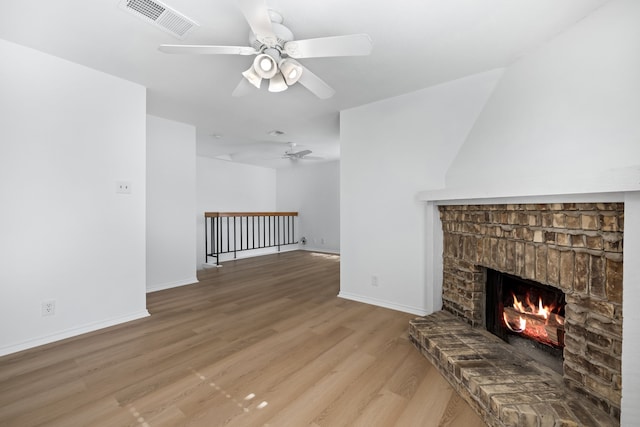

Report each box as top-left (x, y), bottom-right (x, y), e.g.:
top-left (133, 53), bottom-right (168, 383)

top-left (0, 251), bottom-right (484, 427)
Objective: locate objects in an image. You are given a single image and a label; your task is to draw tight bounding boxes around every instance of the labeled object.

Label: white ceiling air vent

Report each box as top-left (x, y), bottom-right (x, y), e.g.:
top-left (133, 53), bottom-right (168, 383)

top-left (119, 0), bottom-right (199, 39)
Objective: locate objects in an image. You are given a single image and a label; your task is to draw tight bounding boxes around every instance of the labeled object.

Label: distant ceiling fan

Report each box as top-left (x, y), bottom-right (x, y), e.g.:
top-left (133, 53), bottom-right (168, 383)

top-left (282, 143), bottom-right (322, 160)
top-left (159, 0), bottom-right (373, 99)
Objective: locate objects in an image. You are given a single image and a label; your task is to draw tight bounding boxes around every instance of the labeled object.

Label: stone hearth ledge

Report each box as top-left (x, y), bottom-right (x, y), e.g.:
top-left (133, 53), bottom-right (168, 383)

top-left (409, 310), bottom-right (617, 427)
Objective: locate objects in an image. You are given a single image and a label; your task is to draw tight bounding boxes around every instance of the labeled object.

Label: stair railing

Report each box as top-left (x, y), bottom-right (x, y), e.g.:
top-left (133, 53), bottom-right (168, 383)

top-left (204, 212), bottom-right (299, 266)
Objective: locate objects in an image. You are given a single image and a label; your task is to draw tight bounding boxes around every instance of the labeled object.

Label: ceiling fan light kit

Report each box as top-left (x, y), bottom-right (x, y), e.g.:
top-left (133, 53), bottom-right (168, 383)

top-left (268, 72), bottom-right (288, 93)
top-left (279, 59), bottom-right (303, 85)
top-left (241, 66), bottom-right (262, 88)
top-left (253, 53), bottom-right (278, 78)
top-left (258, 56), bottom-right (273, 72)
top-left (158, 0), bottom-right (372, 98)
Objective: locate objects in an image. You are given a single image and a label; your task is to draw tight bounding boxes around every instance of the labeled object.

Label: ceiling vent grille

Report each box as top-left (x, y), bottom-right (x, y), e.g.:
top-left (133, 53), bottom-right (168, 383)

top-left (120, 0), bottom-right (199, 39)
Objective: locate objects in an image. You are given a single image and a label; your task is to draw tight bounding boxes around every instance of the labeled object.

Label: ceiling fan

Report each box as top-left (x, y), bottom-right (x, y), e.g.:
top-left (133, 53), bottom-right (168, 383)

top-left (158, 0), bottom-right (372, 99)
top-left (282, 143), bottom-right (321, 160)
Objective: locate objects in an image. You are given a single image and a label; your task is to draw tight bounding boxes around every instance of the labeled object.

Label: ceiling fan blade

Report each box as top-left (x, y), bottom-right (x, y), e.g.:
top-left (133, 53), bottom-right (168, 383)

top-left (236, 0), bottom-right (278, 47)
top-left (159, 44), bottom-right (257, 55)
top-left (297, 66), bottom-right (336, 99)
top-left (232, 77), bottom-right (256, 97)
top-left (293, 150), bottom-right (312, 157)
top-left (284, 34), bottom-right (372, 59)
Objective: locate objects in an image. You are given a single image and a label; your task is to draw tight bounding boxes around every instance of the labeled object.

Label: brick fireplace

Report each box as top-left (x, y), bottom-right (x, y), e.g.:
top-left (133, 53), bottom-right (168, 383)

top-left (440, 202), bottom-right (623, 413)
top-left (410, 201), bottom-right (625, 425)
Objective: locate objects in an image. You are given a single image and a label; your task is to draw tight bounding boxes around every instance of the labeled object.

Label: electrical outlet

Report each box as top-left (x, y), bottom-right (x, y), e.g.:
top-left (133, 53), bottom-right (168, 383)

top-left (371, 276), bottom-right (379, 287)
top-left (116, 181), bottom-right (132, 194)
top-left (42, 300), bottom-right (56, 316)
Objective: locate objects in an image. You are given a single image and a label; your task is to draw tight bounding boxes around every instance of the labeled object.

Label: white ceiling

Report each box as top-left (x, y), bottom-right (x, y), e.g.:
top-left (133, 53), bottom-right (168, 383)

top-left (0, 0), bottom-right (608, 168)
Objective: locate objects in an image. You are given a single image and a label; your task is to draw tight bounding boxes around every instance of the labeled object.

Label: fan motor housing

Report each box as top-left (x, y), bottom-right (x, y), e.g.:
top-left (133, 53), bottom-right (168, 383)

top-left (248, 12), bottom-right (294, 52)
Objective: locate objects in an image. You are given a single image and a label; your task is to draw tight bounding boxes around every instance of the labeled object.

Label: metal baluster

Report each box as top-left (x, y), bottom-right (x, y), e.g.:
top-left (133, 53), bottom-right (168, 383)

top-left (227, 217), bottom-right (231, 252)
top-left (213, 216), bottom-right (217, 264)
top-left (233, 216), bottom-right (237, 259)
top-left (216, 217), bottom-right (221, 265)
top-left (205, 215), bottom-right (209, 264)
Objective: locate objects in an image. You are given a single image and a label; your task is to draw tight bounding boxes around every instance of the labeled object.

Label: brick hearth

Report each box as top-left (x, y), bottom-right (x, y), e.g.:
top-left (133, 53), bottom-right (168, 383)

top-left (409, 311), bottom-right (616, 426)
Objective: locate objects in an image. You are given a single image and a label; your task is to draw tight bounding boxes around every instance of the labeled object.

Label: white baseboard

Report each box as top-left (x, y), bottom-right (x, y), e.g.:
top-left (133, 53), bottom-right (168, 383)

top-left (301, 247), bottom-right (340, 255)
top-left (146, 277), bottom-right (199, 293)
top-left (197, 245), bottom-right (302, 269)
top-left (0, 310), bottom-right (150, 357)
top-left (337, 291), bottom-right (429, 316)
top-left (202, 262), bottom-right (223, 269)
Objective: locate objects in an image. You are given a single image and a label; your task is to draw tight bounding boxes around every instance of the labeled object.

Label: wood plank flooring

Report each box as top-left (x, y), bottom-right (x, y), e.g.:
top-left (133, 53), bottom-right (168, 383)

top-left (0, 251), bottom-right (485, 427)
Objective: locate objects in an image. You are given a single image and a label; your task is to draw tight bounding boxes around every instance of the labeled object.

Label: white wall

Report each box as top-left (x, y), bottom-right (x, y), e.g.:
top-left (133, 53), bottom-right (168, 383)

top-left (196, 157), bottom-right (276, 267)
top-left (339, 69), bottom-right (503, 314)
top-left (446, 0), bottom-right (640, 191)
top-left (0, 39), bottom-right (148, 356)
top-left (146, 115), bottom-right (198, 292)
top-left (277, 161), bottom-right (340, 253)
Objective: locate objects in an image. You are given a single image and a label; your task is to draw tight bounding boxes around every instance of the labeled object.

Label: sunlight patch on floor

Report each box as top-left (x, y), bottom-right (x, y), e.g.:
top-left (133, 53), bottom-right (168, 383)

top-left (309, 252), bottom-right (340, 261)
top-left (127, 404), bottom-right (150, 427)
top-left (189, 367), bottom-right (264, 415)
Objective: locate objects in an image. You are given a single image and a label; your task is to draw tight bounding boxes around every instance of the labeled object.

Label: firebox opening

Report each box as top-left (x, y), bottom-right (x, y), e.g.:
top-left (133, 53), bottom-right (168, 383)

top-left (485, 268), bottom-right (566, 372)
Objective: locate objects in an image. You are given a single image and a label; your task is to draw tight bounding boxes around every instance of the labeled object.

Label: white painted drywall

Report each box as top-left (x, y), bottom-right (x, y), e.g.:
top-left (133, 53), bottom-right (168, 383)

top-left (146, 115), bottom-right (198, 292)
top-left (0, 39), bottom-right (148, 356)
top-left (276, 161), bottom-right (340, 253)
top-left (196, 156), bottom-right (277, 267)
top-left (339, 69), bottom-right (503, 314)
top-left (446, 0), bottom-right (640, 191)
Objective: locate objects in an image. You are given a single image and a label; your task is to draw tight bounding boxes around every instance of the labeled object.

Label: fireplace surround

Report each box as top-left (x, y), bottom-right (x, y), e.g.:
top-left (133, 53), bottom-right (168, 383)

top-left (438, 202), bottom-right (623, 418)
top-left (411, 184), bottom-right (640, 426)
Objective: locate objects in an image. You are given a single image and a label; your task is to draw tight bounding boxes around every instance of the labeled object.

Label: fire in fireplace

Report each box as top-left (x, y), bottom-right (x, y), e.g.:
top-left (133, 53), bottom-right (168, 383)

top-left (486, 269), bottom-right (566, 356)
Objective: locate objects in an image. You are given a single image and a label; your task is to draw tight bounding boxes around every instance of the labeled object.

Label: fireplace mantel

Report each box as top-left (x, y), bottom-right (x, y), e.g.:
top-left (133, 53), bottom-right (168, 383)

top-left (418, 184), bottom-right (640, 425)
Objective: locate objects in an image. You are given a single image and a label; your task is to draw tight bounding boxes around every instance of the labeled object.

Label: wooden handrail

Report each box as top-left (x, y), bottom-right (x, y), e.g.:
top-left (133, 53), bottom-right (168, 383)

top-left (205, 212), bottom-right (298, 218)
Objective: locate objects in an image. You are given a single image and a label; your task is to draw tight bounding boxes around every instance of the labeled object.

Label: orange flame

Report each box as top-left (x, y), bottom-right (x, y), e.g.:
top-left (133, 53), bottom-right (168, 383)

top-left (502, 291), bottom-right (565, 348)
top-left (511, 293), bottom-right (553, 318)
